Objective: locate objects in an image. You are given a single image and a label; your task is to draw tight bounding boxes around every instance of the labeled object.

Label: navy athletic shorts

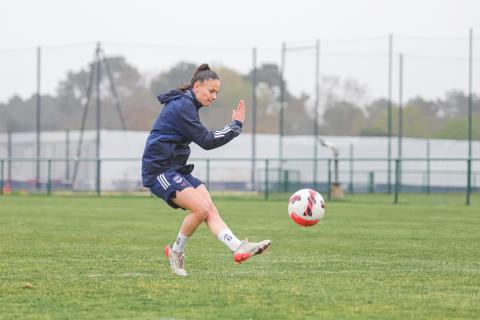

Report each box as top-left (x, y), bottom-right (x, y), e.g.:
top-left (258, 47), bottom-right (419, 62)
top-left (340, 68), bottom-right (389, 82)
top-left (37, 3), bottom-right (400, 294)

top-left (149, 170), bottom-right (203, 209)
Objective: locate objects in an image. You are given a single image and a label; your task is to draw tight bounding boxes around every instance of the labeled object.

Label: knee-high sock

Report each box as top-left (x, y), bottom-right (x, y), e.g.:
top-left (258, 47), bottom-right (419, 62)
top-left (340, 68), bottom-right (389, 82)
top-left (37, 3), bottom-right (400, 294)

top-left (217, 229), bottom-right (242, 251)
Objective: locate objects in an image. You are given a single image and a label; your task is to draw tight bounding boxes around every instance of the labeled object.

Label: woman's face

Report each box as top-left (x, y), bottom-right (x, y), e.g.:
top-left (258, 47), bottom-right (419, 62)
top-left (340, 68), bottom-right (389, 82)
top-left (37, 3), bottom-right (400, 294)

top-left (192, 79), bottom-right (220, 107)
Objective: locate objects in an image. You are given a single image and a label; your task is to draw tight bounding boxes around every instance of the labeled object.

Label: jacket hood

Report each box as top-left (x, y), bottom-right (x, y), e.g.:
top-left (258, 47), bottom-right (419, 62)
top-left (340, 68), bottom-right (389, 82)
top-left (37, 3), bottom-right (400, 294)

top-left (157, 89), bottom-right (203, 109)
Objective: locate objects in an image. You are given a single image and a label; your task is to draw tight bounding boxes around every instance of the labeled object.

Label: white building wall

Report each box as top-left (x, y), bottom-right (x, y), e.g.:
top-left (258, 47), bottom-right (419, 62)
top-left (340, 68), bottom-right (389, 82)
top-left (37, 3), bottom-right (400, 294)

top-left (0, 130), bottom-right (478, 191)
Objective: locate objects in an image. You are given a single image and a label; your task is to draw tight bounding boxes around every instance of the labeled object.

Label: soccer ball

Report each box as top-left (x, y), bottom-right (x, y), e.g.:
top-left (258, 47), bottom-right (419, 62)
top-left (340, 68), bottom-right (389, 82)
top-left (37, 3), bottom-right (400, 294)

top-left (288, 189), bottom-right (326, 226)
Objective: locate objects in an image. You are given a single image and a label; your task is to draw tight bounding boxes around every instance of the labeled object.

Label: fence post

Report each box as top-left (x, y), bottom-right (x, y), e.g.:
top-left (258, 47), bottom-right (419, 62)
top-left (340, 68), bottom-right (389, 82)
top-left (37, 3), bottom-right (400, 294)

top-left (7, 131), bottom-right (12, 186)
top-left (277, 163), bottom-right (282, 193)
top-left (426, 140), bottom-right (431, 194)
top-left (474, 172), bottom-right (477, 191)
top-left (327, 159), bottom-right (332, 201)
top-left (206, 159), bottom-right (210, 191)
top-left (394, 159), bottom-right (400, 204)
top-left (66, 129), bottom-right (70, 181)
top-left (284, 170), bottom-right (289, 193)
top-left (466, 159), bottom-right (471, 206)
top-left (349, 143), bottom-right (354, 194)
top-left (96, 159), bottom-right (101, 196)
top-left (368, 171), bottom-right (375, 193)
top-left (0, 159), bottom-right (4, 195)
top-left (47, 159), bottom-right (52, 196)
top-left (265, 159), bottom-right (269, 200)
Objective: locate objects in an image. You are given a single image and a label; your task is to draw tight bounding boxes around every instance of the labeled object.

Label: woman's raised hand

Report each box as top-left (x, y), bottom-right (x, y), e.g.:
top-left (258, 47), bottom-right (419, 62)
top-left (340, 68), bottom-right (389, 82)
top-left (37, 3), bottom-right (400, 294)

top-left (231, 100), bottom-right (246, 124)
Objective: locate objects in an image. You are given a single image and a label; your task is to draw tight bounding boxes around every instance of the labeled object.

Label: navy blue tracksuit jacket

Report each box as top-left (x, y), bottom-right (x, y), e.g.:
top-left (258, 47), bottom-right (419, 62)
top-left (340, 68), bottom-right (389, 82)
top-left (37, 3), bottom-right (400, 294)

top-left (141, 89), bottom-right (242, 187)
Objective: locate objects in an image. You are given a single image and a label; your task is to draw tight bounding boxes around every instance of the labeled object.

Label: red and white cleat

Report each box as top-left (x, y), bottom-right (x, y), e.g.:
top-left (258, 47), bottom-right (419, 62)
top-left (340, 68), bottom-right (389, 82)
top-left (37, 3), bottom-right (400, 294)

top-left (233, 240), bottom-right (272, 264)
top-left (165, 244), bottom-right (187, 276)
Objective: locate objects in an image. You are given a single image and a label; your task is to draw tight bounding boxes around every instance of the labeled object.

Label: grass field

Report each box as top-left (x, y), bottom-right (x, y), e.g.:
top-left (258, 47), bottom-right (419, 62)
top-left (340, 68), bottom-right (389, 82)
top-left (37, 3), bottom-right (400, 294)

top-left (1, 194), bottom-right (479, 319)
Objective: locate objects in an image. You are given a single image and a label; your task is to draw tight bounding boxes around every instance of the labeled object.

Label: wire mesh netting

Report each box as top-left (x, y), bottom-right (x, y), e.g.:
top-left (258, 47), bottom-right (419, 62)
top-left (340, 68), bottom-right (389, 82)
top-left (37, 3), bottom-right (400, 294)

top-left (0, 35), bottom-right (479, 205)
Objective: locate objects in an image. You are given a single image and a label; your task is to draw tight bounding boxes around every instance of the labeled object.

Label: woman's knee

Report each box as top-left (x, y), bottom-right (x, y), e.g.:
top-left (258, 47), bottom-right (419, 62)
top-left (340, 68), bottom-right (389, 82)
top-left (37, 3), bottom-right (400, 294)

top-left (204, 203), bottom-right (220, 219)
top-left (192, 201), bottom-right (210, 220)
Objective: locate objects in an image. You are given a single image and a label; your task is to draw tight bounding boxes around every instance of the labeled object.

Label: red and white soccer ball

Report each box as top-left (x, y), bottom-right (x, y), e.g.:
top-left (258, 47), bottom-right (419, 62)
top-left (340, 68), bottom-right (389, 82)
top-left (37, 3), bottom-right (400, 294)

top-left (288, 189), bottom-right (326, 226)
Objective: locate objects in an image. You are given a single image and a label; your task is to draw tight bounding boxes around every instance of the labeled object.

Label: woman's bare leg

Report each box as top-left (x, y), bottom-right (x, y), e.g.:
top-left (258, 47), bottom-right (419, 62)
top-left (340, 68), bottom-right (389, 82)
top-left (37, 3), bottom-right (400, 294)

top-left (192, 184), bottom-right (243, 251)
top-left (170, 184), bottom-right (271, 265)
top-left (194, 184), bottom-right (229, 236)
top-left (171, 187), bottom-right (210, 237)
top-left (164, 187), bottom-right (210, 276)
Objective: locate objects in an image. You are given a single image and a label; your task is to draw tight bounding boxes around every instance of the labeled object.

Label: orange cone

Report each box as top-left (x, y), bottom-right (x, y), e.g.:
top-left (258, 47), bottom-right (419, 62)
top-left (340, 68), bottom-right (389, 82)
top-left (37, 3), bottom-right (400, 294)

top-left (3, 181), bottom-right (12, 195)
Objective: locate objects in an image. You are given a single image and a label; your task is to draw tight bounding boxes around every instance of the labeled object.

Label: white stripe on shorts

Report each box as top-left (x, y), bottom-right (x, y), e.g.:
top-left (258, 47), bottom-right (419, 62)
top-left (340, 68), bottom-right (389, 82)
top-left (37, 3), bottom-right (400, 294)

top-left (160, 174), bottom-right (170, 189)
top-left (157, 174), bottom-right (170, 190)
top-left (156, 175), bottom-right (167, 189)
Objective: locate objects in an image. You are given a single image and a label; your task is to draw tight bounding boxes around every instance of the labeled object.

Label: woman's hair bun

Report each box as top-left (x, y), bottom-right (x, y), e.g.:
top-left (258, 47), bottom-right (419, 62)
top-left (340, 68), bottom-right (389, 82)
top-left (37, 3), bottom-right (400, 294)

top-left (177, 63), bottom-right (218, 91)
top-left (194, 63), bottom-right (210, 75)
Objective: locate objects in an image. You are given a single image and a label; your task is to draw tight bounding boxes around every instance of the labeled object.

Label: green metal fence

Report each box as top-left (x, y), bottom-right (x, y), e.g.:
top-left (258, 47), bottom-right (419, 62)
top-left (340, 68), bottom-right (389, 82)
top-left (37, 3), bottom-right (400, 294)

top-left (0, 157), bottom-right (478, 205)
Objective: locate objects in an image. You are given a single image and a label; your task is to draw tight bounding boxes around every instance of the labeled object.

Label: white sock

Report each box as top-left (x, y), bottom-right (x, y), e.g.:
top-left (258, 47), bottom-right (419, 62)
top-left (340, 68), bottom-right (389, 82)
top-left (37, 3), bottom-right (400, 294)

top-left (171, 232), bottom-right (189, 253)
top-left (217, 229), bottom-right (242, 251)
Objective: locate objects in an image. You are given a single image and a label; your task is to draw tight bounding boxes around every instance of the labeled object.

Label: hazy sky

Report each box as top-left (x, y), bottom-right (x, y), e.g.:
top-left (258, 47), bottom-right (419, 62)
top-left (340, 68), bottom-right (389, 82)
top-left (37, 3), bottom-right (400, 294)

top-left (1, 0), bottom-right (479, 103)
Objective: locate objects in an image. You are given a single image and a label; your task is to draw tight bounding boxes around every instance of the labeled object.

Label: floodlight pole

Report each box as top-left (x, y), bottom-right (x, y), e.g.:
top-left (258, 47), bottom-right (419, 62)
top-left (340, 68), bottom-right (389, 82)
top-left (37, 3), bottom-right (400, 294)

top-left (398, 54), bottom-right (403, 161)
top-left (102, 50), bottom-right (128, 131)
top-left (279, 42), bottom-right (286, 185)
top-left (387, 34), bottom-right (393, 194)
top-left (281, 41), bottom-right (320, 191)
top-left (72, 43), bottom-right (128, 192)
top-left (251, 47), bottom-right (257, 191)
top-left (95, 43), bottom-right (102, 196)
top-left (72, 57), bottom-right (96, 186)
top-left (313, 40), bottom-right (320, 190)
top-left (467, 28), bottom-right (473, 206)
top-left (36, 46), bottom-right (41, 190)
top-left (397, 53), bottom-right (404, 199)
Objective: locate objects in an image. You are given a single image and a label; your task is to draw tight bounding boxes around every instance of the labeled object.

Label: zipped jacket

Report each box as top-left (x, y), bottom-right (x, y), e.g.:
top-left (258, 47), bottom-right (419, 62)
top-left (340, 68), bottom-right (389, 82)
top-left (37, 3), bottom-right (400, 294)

top-left (141, 89), bottom-right (242, 187)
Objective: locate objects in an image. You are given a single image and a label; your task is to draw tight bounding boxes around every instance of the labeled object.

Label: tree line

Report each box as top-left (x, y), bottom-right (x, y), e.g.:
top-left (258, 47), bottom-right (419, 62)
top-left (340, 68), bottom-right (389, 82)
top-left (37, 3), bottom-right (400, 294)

top-left (1, 56), bottom-right (479, 140)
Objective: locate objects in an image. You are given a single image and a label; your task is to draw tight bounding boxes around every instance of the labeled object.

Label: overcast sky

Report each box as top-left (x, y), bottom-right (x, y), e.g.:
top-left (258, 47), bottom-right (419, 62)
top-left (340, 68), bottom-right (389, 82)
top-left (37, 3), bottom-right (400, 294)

top-left (1, 0), bottom-right (479, 103)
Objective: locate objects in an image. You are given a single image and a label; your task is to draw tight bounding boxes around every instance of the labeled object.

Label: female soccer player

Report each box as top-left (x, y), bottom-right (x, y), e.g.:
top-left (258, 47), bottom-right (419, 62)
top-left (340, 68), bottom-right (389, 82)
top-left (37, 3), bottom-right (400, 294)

top-left (142, 64), bottom-right (271, 276)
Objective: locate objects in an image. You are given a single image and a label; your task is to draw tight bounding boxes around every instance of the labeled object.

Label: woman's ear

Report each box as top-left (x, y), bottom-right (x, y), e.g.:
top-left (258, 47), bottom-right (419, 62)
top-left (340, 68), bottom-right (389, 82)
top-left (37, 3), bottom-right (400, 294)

top-left (192, 81), bottom-right (199, 90)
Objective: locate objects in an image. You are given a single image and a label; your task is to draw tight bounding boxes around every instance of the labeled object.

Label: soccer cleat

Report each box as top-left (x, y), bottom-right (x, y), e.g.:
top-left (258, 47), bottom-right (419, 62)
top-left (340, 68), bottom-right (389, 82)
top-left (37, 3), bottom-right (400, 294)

top-left (233, 239), bottom-right (272, 264)
top-left (164, 245), bottom-right (187, 276)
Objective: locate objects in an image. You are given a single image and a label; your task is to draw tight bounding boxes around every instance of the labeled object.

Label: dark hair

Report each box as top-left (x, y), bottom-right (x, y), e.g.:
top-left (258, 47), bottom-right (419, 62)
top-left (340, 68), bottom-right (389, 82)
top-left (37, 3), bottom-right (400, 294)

top-left (178, 64), bottom-right (219, 91)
